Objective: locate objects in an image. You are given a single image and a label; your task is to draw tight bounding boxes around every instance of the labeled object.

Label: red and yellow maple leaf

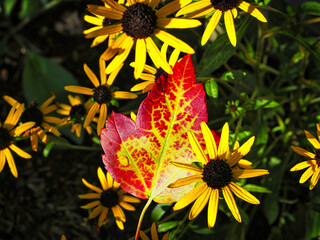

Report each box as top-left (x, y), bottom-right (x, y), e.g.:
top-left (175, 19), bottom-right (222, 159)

top-left (100, 54), bottom-right (218, 204)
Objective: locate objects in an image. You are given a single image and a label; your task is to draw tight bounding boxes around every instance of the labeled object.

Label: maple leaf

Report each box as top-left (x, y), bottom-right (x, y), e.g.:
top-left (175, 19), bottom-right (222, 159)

top-left (100, 54), bottom-right (217, 204)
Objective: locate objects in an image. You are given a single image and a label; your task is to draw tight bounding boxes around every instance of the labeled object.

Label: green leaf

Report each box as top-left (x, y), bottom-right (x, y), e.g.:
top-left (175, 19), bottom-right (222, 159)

top-left (23, 51), bottom-right (77, 103)
top-left (157, 221), bottom-right (179, 233)
top-left (221, 70), bottom-right (247, 82)
top-left (196, 18), bottom-right (249, 77)
top-left (205, 78), bottom-right (218, 98)
top-left (300, 1), bottom-right (320, 16)
top-left (306, 195), bottom-right (320, 239)
top-left (311, 203), bottom-right (320, 213)
top-left (150, 204), bottom-right (171, 222)
top-left (254, 99), bottom-right (280, 110)
top-left (19, 0), bottom-right (42, 18)
top-left (4, 0), bottom-right (18, 16)
top-left (242, 184), bottom-right (271, 193)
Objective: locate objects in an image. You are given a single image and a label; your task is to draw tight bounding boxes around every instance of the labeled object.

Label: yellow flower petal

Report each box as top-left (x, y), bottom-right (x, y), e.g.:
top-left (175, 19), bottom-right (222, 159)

top-left (84, 63), bottom-right (100, 87)
top-left (189, 187), bottom-right (211, 220)
top-left (82, 178), bottom-right (103, 193)
top-left (105, 36), bottom-right (134, 74)
top-left (64, 86), bottom-right (93, 95)
top-left (231, 8), bottom-right (238, 18)
top-left (98, 207), bottom-right (108, 226)
top-left (89, 205), bottom-right (103, 219)
top-left (317, 123), bottom-right (320, 142)
top-left (154, 29), bottom-right (194, 54)
top-left (112, 91), bottom-right (137, 99)
top-left (4, 148), bottom-right (18, 178)
top-left (97, 103), bottom-right (108, 136)
top-left (83, 102), bottom-right (100, 128)
top-left (119, 201), bottom-right (136, 211)
top-left (232, 169), bottom-right (269, 179)
top-left (81, 200), bottom-right (101, 209)
top-left (157, 18), bottom-right (201, 29)
top-left (101, 0), bottom-right (127, 12)
top-left (299, 166), bottom-right (315, 183)
top-left (290, 160), bottom-right (317, 171)
top-left (238, 1), bottom-right (267, 22)
top-left (112, 204), bottom-right (126, 222)
top-left (175, 0), bottom-right (211, 17)
top-left (169, 48), bottom-right (180, 66)
top-left (187, 131), bottom-right (208, 165)
top-left (304, 129), bottom-right (320, 149)
top-left (39, 95), bottom-right (56, 112)
top-left (201, 122), bottom-right (218, 160)
top-left (168, 174), bottom-right (203, 188)
top-left (43, 116), bottom-right (62, 124)
top-left (149, 0), bottom-right (161, 8)
top-left (78, 193), bottom-right (100, 199)
top-left (134, 39), bottom-right (147, 79)
top-left (101, 33), bottom-right (126, 61)
top-left (217, 122), bottom-right (229, 159)
top-left (237, 159), bottom-right (253, 168)
top-left (130, 81), bottom-right (155, 92)
top-left (86, 5), bottom-right (123, 20)
top-left (224, 10), bottom-right (237, 47)
top-left (171, 161), bottom-right (203, 173)
top-left (228, 136), bottom-right (255, 167)
top-left (41, 122), bottom-right (61, 136)
top-left (228, 182), bottom-right (260, 204)
top-left (207, 188), bottom-right (219, 228)
top-left (173, 182), bottom-right (207, 211)
top-left (145, 36), bottom-right (172, 75)
top-left (157, 0), bottom-right (193, 18)
top-left (106, 63), bottom-right (123, 87)
top-left (9, 144), bottom-right (31, 159)
top-left (41, 105), bottom-right (57, 115)
top-left (291, 146), bottom-right (315, 158)
top-left (0, 150), bottom-right (5, 173)
top-left (11, 122), bottom-right (35, 137)
top-left (310, 167), bottom-right (320, 190)
top-left (97, 167), bottom-right (108, 190)
top-left (188, 5), bottom-right (214, 19)
top-left (222, 186), bottom-right (241, 222)
top-left (99, 57), bottom-right (107, 85)
top-left (201, 9), bottom-right (223, 45)
top-left (85, 24), bottom-right (122, 39)
top-left (30, 129), bottom-right (39, 151)
top-left (84, 15), bottom-right (103, 26)
top-left (120, 195), bottom-right (141, 203)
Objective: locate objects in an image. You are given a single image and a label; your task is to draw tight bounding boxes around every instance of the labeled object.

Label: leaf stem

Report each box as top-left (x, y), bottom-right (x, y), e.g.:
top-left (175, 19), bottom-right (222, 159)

top-left (135, 198), bottom-right (153, 240)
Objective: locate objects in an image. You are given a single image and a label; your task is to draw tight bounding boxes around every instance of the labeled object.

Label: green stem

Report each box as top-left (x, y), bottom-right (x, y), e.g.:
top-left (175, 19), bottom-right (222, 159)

top-left (135, 198), bottom-right (153, 240)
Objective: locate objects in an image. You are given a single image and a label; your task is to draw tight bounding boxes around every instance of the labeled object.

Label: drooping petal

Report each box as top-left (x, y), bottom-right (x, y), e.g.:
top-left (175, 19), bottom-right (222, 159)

top-left (228, 182), bottom-right (260, 204)
top-left (41, 105), bottom-right (57, 115)
top-left (39, 95), bottom-right (56, 112)
top-left (207, 188), bottom-right (219, 228)
top-left (101, 33), bottom-right (126, 61)
top-left (222, 186), bottom-right (241, 222)
top-left (83, 102), bottom-right (100, 128)
top-left (11, 122), bottom-right (35, 137)
top-left (189, 187), bottom-right (211, 219)
top-left (98, 207), bottom-right (108, 226)
top-left (134, 39), bottom-right (147, 79)
top-left (130, 81), bottom-right (155, 92)
top-left (238, 1), bottom-right (267, 22)
top-left (291, 146), bottom-right (315, 159)
top-left (201, 10), bottom-right (223, 45)
top-left (119, 201), bottom-right (136, 211)
top-left (304, 129), bottom-right (320, 149)
top-left (4, 148), bottom-right (18, 178)
top-left (187, 131), bottom-right (208, 164)
top-left (81, 200), bottom-right (101, 209)
top-left (0, 150), bottom-right (5, 173)
top-left (173, 182), bottom-right (207, 211)
top-left (89, 205), bottom-right (103, 219)
top-left (120, 195), bottom-right (141, 203)
top-left (112, 204), bottom-right (126, 222)
top-left (299, 166), bottom-right (315, 183)
top-left (85, 24), bottom-right (123, 39)
top-left (97, 103), bottom-right (108, 136)
top-left (188, 5), bottom-right (214, 19)
top-left (310, 167), bottom-right (320, 190)
top-left (224, 10), bottom-right (237, 47)
top-left (201, 122), bottom-right (217, 160)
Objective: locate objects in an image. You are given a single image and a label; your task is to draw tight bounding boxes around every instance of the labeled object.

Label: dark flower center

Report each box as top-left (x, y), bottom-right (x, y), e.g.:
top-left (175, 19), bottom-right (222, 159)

top-left (229, 104), bottom-right (237, 113)
top-left (0, 127), bottom-right (12, 150)
top-left (70, 104), bottom-right (86, 123)
top-left (210, 0), bottom-right (242, 12)
top-left (121, 3), bottom-right (157, 39)
top-left (203, 159), bottom-right (232, 189)
top-left (100, 189), bottom-right (119, 208)
top-left (93, 85), bottom-right (112, 105)
top-left (103, 18), bottom-right (115, 27)
top-left (21, 103), bottom-right (43, 127)
top-left (316, 149), bottom-right (320, 167)
top-left (155, 68), bottom-right (168, 81)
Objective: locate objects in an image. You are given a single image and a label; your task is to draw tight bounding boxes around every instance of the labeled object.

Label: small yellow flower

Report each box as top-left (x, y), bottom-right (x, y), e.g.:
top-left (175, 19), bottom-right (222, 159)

top-left (139, 222), bottom-right (169, 240)
top-left (0, 103), bottom-right (35, 178)
top-left (290, 124), bottom-right (320, 190)
top-left (130, 43), bottom-right (180, 93)
top-left (3, 94), bottom-right (62, 152)
top-left (64, 58), bottom-right (137, 135)
top-left (57, 95), bottom-right (94, 138)
top-left (169, 122), bottom-right (269, 228)
top-left (85, 0), bottom-right (201, 79)
top-left (79, 167), bottom-right (141, 229)
top-left (176, 0), bottom-right (267, 46)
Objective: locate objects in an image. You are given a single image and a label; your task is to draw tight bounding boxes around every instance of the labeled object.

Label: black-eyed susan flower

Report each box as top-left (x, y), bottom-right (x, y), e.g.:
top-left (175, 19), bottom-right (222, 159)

top-left (168, 122), bottom-right (269, 228)
top-left (176, 0), bottom-right (267, 46)
top-left (85, 0), bottom-right (201, 79)
top-left (57, 95), bottom-right (94, 138)
top-left (64, 58), bottom-right (137, 135)
top-left (130, 43), bottom-right (180, 93)
top-left (0, 103), bottom-right (35, 178)
top-left (79, 167), bottom-right (141, 229)
top-left (3, 95), bottom-right (62, 152)
top-left (140, 222), bottom-right (169, 240)
top-left (290, 124), bottom-right (320, 190)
